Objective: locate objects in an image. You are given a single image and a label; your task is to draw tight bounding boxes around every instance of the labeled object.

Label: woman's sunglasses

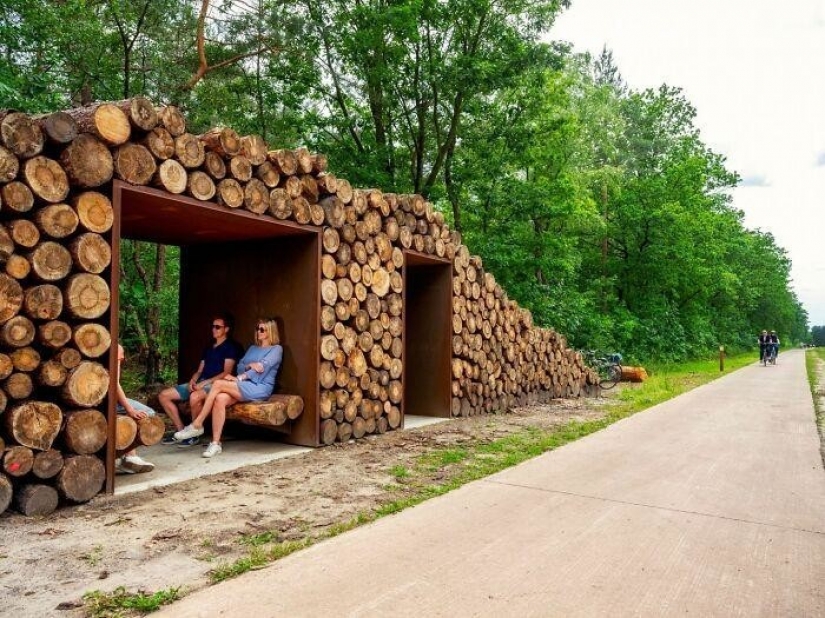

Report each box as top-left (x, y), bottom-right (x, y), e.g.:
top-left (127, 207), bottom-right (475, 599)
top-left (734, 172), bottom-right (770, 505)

top-left (257, 326), bottom-right (267, 333)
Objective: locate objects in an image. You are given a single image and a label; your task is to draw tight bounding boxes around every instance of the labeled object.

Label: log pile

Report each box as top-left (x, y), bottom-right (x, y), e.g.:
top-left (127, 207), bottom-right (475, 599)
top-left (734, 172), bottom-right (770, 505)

top-left (0, 97), bottom-right (599, 512)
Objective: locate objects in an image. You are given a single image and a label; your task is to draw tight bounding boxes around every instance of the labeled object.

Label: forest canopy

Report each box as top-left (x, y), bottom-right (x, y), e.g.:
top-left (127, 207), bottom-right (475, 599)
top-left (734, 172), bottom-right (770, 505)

top-left (0, 0), bottom-right (808, 381)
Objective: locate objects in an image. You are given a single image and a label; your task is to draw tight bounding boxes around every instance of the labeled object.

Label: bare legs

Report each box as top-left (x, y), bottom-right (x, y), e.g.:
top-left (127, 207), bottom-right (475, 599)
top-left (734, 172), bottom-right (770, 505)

top-left (190, 379), bottom-right (243, 444)
top-left (158, 387), bottom-right (185, 431)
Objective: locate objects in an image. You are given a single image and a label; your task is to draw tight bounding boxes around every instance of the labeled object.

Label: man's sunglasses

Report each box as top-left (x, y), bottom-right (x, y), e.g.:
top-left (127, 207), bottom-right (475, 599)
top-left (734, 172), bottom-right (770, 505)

top-left (211, 324), bottom-right (225, 330)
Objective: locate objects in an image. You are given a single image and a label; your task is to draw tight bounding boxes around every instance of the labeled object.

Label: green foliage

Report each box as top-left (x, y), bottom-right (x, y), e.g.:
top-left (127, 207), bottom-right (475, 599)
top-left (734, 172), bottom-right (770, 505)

top-left (811, 326), bottom-right (825, 347)
top-left (0, 1), bottom-right (807, 368)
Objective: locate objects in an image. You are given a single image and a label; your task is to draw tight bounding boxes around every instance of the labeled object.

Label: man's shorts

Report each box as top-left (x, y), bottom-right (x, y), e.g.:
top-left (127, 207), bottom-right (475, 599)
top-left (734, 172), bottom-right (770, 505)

top-left (174, 382), bottom-right (213, 400)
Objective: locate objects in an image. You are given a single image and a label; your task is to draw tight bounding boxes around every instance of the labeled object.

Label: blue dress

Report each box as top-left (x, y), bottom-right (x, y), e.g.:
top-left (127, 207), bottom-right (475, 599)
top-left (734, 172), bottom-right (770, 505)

top-left (237, 345), bottom-right (283, 401)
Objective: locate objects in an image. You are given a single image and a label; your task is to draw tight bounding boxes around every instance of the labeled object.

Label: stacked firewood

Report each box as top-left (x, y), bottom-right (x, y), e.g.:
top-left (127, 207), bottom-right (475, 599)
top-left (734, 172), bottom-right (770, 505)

top-left (0, 103), bottom-right (166, 516)
top-left (0, 97), bottom-right (598, 512)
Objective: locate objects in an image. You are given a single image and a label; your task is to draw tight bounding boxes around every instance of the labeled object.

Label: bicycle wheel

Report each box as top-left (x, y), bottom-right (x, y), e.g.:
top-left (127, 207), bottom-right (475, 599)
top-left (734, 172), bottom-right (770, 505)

top-left (599, 363), bottom-right (620, 390)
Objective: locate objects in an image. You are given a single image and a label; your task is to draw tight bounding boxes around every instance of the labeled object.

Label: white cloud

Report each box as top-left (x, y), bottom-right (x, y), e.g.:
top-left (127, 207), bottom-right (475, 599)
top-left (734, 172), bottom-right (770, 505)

top-left (740, 174), bottom-right (771, 188)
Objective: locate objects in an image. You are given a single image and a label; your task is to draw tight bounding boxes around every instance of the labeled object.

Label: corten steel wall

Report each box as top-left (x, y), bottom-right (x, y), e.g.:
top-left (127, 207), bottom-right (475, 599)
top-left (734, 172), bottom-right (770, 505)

top-left (180, 237), bottom-right (320, 446)
top-left (403, 253), bottom-right (452, 419)
top-left (0, 99), bottom-right (599, 511)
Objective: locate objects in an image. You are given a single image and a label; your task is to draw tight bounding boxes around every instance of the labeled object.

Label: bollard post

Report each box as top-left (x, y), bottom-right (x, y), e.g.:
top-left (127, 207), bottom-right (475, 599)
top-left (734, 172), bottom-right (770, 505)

top-left (719, 345), bottom-right (725, 372)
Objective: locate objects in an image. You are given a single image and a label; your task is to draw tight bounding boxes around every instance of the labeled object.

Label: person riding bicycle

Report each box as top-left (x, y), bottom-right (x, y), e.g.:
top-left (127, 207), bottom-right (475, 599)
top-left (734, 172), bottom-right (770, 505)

top-left (768, 330), bottom-right (780, 360)
top-left (758, 330), bottom-right (770, 362)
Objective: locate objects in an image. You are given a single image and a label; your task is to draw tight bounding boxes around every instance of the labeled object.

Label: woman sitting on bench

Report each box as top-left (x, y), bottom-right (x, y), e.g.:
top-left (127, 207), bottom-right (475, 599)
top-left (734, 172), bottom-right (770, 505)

top-left (174, 318), bottom-right (283, 458)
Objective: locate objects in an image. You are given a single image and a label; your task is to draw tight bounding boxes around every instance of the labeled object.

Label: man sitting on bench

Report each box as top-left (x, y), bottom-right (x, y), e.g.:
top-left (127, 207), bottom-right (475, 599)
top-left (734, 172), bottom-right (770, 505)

top-left (159, 312), bottom-right (244, 446)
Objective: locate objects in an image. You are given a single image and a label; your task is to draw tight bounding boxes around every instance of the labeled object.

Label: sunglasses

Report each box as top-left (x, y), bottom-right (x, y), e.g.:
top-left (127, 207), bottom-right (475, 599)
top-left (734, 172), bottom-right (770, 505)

top-left (257, 326), bottom-right (267, 333)
top-left (211, 324), bottom-right (225, 330)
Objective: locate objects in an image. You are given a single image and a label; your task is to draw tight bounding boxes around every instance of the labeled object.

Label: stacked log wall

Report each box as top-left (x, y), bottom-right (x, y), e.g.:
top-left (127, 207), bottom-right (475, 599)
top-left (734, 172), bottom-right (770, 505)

top-left (0, 98), bottom-right (599, 513)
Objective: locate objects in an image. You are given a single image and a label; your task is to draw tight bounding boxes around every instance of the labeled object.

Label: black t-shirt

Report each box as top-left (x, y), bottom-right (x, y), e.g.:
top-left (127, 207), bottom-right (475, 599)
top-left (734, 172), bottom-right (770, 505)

top-left (201, 339), bottom-right (244, 380)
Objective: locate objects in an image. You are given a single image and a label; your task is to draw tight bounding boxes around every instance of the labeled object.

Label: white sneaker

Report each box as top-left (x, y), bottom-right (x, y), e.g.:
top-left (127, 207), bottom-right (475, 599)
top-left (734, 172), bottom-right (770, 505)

top-left (203, 442), bottom-right (222, 458)
top-left (174, 424), bottom-right (204, 441)
top-left (115, 457), bottom-right (135, 475)
top-left (121, 455), bottom-right (155, 474)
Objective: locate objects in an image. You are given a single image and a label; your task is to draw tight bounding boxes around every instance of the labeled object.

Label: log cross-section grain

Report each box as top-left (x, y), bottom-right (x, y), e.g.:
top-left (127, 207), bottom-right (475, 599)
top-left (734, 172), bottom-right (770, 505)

top-left (115, 415), bottom-right (138, 451)
top-left (154, 159), bottom-right (188, 194)
top-left (1, 181), bottom-right (35, 213)
top-left (62, 361), bottom-right (109, 407)
top-left (0, 274), bottom-right (24, 323)
top-left (32, 449), bottom-right (64, 479)
top-left (38, 320), bottom-right (72, 349)
top-left (6, 401), bottom-right (63, 450)
top-left (144, 126), bottom-right (175, 160)
top-left (56, 455), bottom-right (105, 503)
top-left (226, 394), bottom-right (304, 427)
top-left (23, 156), bottom-right (70, 203)
top-left (0, 145), bottom-right (20, 182)
top-left (200, 127), bottom-right (241, 157)
top-left (217, 179), bottom-right (244, 208)
top-left (29, 241), bottom-right (72, 281)
top-left (2, 315), bottom-right (35, 348)
top-left (0, 474), bottom-right (11, 515)
top-left (158, 105), bottom-right (186, 137)
top-left (72, 192), bottom-right (114, 233)
top-left (70, 233), bottom-right (112, 274)
top-left (1, 112), bottom-right (44, 158)
top-left (113, 143), bottom-right (157, 185)
top-left (63, 409), bottom-right (108, 455)
top-left (64, 274), bottom-right (110, 319)
top-left (60, 134), bottom-right (114, 188)
top-left (187, 171), bottom-right (216, 201)
top-left (3, 446), bottom-right (34, 477)
top-left (73, 323), bottom-right (111, 358)
top-left (175, 133), bottom-right (206, 169)
top-left (35, 203), bottom-right (79, 239)
top-left (66, 103), bottom-right (131, 145)
top-left (34, 111), bottom-right (78, 145)
top-left (116, 96), bottom-right (159, 131)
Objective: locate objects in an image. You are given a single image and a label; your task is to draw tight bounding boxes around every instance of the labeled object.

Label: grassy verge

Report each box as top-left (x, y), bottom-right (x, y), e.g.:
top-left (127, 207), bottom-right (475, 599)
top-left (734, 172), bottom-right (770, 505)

top-left (805, 348), bottom-right (825, 435)
top-left (83, 351), bottom-right (752, 615)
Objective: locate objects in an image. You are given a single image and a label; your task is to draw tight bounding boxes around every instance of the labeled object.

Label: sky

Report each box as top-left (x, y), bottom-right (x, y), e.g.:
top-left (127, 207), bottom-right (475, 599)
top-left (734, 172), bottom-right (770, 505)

top-left (548, 0), bottom-right (825, 326)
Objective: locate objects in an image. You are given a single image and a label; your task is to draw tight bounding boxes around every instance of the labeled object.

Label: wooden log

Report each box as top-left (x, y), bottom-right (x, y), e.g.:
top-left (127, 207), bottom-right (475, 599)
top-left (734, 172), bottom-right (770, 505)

top-left (66, 103), bottom-right (131, 145)
top-left (14, 484), bottom-right (59, 517)
top-left (10, 346), bottom-right (39, 372)
top-left (55, 347), bottom-right (82, 369)
top-left (0, 473), bottom-right (11, 515)
top-left (336, 179), bottom-right (353, 204)
top-left (56, 454), bottom-right (105, 503)
top-left (187, 170), bottom-right (216, 201)
top-left (1, 180), bottom-right (34, 212)
top-left (226, 394), bottom-right (304, 428)
top-left (6, 401), bottom-right (62, 450)
top-left (38, 359), bottom-right (68, 387)
top-left (134, 415), bottom-right (165, 447)
top-left (203, 151), bottom-right (227, 180)
top-left (60, 134), bottom-right (114, 188)
top-left (62, 361), bottom-right (109, 407)
top-left (320, 196), bottom-right (345, 227)
top-left (320, 418), bottom-right (338, 445)
top-left (228, 155), bottom-right (252, 182)
top-left (153, 158), bottom-right (188, 194)
top-left (4, 446), bottom-right (34, 479)
top-left (255, 161), bottom-right (280, 188)
top-left (113, 143), bottom-right (157, 185)
top-left (241, 134), bottom-right (267, 165)
top-left (32, 449), bottom-right (64, 479)
top-left (115, 415), bottom-right (138, 451)
top-left (29, 241), bottom-right (72, 281)
top-left (143, 126), bottom-right (175, 160)
top-left (64, 408), bottom-right (108, 454)
top-left (72, 192), bottom-right (114, 233)
top-left (217, 178), bottom-right (244, 208)
top-left (175, 133), bottom-right (206, 169)
top-left (0, 145), bottom-right (19, 182)
top-left (157, 105), bottom-right (186, 136)
top-left (70, 233), bottom-right (111, 274)
top-left (620, 366), bottom-right (648, 382)
top-left (310, 152), bottom-right (328, 174)
top-left (1, 112), bottom-right (44, 158)
top-left (269, 188), bottom-right (292, 219)
top-left (282, 175), bottom-right (301, 199)
top-left (269, 149), bottom-right (297, 175)
top-left (22, 156), bottom-right (70, 203)
top-left (0, 353), bottom-right (12, 380)
top-left (244, 178), bottom-right (269, 214)
top-left (73, 323), bottom-right (111, 358)
top-left (38, 320), bottom-right (72, 349)
top-left (4, 372), bottom-right (32, 399)
top-left (200, 127), bottom-right (241, 157)
top-left (35, 203), bottom-right (79, 239)
top-left (2, 315), bottom-right (35, 347)
top-left (114, 97), bottom-right (158, 131)
top-left (34, 111), bottom-right (78, 145)
top-left (0, 273), bottom-right (24, 323)
top-left (64, 274), bottom-right (110, 319)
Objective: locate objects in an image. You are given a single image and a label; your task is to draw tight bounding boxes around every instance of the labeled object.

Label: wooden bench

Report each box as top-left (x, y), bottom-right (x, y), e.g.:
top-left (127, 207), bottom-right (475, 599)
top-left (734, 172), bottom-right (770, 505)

top-left (175, 393), bottom-right (304, 434)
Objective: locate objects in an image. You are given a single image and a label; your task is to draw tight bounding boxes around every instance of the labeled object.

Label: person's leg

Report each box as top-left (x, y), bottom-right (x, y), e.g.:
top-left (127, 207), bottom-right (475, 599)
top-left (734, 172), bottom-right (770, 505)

top-left (210, 392), bottom-right (237, 444)
top-left (158, 385), bottom-right (186, 430)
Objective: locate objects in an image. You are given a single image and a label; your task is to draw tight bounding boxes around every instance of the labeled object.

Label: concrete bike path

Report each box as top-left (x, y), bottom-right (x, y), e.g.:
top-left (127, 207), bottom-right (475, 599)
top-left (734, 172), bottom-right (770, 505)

top-left (158, 349), bottom-right (825, 617)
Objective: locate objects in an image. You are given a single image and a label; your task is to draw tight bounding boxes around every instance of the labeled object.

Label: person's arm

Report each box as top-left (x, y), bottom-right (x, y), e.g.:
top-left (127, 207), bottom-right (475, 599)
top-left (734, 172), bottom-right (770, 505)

top-left (116, 359), bottom-right (147, 420)
top-left (190, 360), bottom-right (206, 389)
top-left (236, 348), bottom-right (252, 380)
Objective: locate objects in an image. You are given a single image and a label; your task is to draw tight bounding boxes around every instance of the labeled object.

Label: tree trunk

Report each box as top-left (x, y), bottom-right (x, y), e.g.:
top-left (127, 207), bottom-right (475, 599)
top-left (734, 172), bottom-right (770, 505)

top-left (60, 134), bottom-right (114, 188)
top-left (113, 143), bottom-right (157, 185)
top-left (56, 455), bottom-right (105, 503)
top-left (35, 203), bottom-right (79, 239)
top-left (6, 401), bottom-right (63, 450)
top-left (14, 484), bottom-right (59, 516)
top-left (72, 192), bottom-right (114, 233)
top-left (22, 156), bottom-right (70, 203)
top-left (63, 409), bottom-right (108, 454)
top-left (1, 112), bottom-right (44, 158)
top-left (32, 449), bottom-right (64, 479)
top-left (62, 361), bottom-right (109, 407)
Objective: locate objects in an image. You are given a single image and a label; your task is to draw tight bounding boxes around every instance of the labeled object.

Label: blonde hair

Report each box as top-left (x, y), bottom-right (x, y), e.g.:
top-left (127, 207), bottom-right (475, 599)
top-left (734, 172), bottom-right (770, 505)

top-left (256, 318), bottom-right (280, 345)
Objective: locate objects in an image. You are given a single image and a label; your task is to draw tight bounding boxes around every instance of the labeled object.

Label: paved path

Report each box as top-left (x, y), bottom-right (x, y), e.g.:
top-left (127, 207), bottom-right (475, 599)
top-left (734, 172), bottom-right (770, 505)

top-left (158, 350), bottom-right (825, 617)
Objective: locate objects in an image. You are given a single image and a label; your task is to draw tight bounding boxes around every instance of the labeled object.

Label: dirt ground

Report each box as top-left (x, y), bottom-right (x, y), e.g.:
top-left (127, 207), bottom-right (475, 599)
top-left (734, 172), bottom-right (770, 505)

top-left (0, 398), bottom-right (608, 617)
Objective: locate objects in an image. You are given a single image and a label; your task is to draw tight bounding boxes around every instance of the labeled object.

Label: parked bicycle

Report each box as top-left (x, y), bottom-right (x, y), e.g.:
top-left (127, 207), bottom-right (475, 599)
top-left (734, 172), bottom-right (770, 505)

top-left (583, 350), bottom-right (623, 390)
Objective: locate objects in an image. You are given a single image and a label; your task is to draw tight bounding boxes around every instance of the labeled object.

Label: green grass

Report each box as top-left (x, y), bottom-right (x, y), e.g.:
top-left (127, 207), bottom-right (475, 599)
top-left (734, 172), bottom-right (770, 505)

top-left (805, 348), bottom-right (825, 424)
top-left (83, 587), bottom-right (180, 618)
